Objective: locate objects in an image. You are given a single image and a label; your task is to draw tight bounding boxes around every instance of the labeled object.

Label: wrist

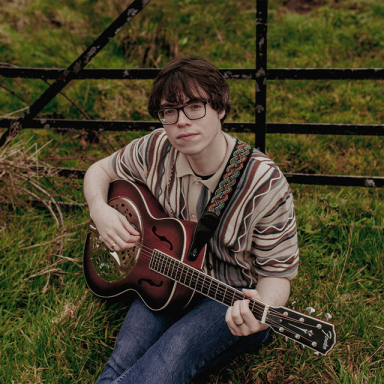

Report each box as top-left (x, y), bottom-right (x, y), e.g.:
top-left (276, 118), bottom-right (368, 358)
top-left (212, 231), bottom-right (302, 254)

top-left (89, 199), bottom-right (109, 220)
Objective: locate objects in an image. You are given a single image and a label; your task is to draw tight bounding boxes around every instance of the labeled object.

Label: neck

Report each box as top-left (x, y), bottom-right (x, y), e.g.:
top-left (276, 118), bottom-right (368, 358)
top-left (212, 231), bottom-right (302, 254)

top-left (187, 132), bottom-right (227, 176)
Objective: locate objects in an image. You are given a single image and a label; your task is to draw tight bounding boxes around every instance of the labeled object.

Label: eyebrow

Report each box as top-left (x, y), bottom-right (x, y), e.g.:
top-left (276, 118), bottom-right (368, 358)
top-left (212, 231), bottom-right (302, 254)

top-left (160, 98), bottom-right (203, 109)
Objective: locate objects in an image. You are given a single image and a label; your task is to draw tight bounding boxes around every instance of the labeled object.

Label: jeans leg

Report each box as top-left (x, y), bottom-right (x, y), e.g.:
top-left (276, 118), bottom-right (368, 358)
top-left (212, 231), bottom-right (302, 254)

top-left (95, 298), bottom-right (180, 384)
top-left (111, 296), bottom-right (270, 384)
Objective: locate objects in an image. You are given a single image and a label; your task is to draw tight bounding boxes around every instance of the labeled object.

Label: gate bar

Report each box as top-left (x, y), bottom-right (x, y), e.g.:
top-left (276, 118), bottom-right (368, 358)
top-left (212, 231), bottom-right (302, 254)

top-left (2, 67), bottom-right (384, 80)
top-left (0, 0), bottom-right (151, 147)
top-left (1, 118), bottom-right (383, 136)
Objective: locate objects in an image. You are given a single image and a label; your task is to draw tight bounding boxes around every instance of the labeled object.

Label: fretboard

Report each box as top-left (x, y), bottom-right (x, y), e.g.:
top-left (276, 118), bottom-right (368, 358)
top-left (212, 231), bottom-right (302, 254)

top-left (149, 249), bottom-right (270, 324)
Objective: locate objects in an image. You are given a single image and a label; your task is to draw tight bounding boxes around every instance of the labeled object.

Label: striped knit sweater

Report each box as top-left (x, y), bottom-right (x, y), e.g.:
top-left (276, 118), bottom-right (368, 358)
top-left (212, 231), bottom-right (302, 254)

top-left (111, 128), bottom-right (299, 288)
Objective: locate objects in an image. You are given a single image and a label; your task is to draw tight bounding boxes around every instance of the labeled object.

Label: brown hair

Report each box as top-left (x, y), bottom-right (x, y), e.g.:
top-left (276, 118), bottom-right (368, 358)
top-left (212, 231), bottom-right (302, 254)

top-left (148, 56), bottom-right (230, 124)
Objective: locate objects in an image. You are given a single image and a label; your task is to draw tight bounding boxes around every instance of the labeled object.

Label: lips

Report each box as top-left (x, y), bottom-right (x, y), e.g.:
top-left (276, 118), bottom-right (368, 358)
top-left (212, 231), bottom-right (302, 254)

top-left (177, 132), bottom-right (198, 140)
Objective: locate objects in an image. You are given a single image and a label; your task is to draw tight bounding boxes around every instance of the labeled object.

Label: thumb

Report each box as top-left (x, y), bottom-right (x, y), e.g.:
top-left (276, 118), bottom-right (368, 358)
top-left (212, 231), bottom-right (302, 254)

top-left (242, 288), bottom-right (261, 300)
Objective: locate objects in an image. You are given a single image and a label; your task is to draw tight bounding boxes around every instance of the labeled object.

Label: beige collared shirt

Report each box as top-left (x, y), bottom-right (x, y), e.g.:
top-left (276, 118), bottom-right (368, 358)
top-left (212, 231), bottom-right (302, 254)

top-left (174, 134), bottom-right (233, 222)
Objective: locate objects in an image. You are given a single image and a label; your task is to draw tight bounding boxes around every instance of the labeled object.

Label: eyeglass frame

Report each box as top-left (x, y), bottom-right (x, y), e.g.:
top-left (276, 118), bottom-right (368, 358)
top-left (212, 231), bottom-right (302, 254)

top-left (156, 99), bottom-right (212, 125)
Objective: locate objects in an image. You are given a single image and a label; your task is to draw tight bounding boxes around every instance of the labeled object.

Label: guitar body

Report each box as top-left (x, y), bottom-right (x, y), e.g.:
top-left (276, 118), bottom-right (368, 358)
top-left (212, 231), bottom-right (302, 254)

top-left (83, 179), bottom-right (206, 311)
top-left (84, 181), bottom-right (337, 355)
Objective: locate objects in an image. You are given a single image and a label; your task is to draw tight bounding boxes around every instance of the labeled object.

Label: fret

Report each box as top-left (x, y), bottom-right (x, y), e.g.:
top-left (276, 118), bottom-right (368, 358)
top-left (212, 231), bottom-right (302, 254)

top-left (196, 271), bottom-right (204, 292)
top-left (218, 285), bottom-right (227, 304)
top-left (250, 297), bottom-right (256, 314)
top-left (174, 261), bottom-right (183, 281)
top-left (159, 252), bottom-right (167, 275)
top-left (190, 269), bottom-right (198, 290)
top-left (215, 282), bottom-right (224, 303)
top-left (168, 257), bottom-right (175, 278)
top-left (183, 264), bottom-right (188, 285)
top-left (184, 266), bottom-right (193, 289)
top-left (230, 289), bottom-right (237, 307)
top-left (181, 263), bottom-right (189, 284)
top-left (223, 286), bottom-right (233, 306)
top-left (151, 251), bottom-right (159, 271)
top-left (195, 272), bottom-right (204, 293)
top-left (165, 255), bottom-right (174, 278)
top-left (205, 276), bottom-right (213, 297)
top-left (207, 279), bottom-right (216, 298)
top-left (213, 281), bottom-right (220, 300)
top-left (200, 274), bottom-right (207, 295)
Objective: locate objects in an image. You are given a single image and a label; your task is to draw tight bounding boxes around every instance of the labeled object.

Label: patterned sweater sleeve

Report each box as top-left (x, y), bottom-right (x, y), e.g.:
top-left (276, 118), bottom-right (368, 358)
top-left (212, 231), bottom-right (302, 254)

top-left (250, 163), bottom-right (299, 280)
top-left (110, 129), bottom-right (168, 186)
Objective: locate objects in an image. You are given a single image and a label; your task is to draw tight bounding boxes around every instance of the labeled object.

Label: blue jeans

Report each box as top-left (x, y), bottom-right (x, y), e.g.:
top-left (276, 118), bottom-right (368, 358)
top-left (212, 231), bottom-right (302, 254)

top-left (95, 294), bottom-right (271, 384)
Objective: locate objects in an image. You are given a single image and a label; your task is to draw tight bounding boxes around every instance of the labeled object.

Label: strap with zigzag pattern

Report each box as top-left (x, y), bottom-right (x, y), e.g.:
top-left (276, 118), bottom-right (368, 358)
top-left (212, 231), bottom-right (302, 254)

top-left (206, 140), bottom-right (253, 216)
top-left (187, 139), bottom-right (253, 262)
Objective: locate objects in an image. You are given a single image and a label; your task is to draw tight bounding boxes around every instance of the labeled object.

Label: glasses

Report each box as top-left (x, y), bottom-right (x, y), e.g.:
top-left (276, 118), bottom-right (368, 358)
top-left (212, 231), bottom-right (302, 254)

top-left (157, 99), bottom-right (211, 125)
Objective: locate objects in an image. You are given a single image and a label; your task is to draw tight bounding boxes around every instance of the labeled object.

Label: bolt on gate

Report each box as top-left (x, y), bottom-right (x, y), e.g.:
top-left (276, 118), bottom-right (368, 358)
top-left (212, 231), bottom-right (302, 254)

top-left (0, 0), bottom-right (383, 187)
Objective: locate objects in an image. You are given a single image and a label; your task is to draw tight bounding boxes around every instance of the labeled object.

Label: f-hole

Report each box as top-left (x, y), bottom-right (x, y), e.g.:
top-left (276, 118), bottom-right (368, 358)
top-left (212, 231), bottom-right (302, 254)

top-left (152, 226), bottom-right (173, 250)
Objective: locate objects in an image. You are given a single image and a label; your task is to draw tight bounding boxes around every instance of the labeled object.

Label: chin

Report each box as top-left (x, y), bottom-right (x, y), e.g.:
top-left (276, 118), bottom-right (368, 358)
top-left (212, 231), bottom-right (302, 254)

top-left (175, 143), bottom-right (203, 156)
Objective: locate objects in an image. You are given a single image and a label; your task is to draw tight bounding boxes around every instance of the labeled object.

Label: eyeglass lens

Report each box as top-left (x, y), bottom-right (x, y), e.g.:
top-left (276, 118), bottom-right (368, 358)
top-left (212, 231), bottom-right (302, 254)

top-left (158, 101), bottom-right (206, 124)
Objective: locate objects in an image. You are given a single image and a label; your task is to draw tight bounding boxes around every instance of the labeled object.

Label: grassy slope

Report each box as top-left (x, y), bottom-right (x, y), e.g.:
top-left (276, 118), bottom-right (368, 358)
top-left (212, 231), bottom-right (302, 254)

top-left (0, 0), bottom-right (383, 383)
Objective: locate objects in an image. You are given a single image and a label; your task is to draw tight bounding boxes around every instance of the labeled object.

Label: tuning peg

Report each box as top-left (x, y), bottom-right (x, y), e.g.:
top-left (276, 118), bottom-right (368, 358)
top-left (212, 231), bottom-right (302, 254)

top-left (291, 301), bottom-right (296, 309)
top-left (325, 313), bottom-right (333, 321)
top-left (306, 307), bottom-right (315, 315)
top-left (301, 344), bottom-right (305, 349)
top-left (314, 351), bottom-right (320, 356)
top-left (284, 336), bottom-right (288, 342)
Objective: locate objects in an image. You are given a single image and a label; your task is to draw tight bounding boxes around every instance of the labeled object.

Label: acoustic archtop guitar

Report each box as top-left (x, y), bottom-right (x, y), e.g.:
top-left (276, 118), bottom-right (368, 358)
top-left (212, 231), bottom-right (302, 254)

top-left (83, 179), bottom-right (337, 356)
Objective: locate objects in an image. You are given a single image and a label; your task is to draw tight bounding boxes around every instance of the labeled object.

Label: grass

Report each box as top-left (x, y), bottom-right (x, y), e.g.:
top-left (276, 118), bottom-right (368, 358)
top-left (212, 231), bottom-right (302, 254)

top-left (1, 0), bottom-right (384, 383)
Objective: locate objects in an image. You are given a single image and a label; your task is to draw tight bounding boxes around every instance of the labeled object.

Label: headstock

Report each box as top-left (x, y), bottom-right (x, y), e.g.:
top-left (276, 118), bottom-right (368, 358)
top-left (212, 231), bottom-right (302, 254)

top-left (266, 306), bottom-right (336, 355)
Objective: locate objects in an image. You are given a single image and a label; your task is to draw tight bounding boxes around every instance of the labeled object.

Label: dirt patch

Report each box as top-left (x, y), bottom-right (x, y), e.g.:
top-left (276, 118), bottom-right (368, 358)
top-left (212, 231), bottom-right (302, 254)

top-left (280, 0), bottom-right (340, 14)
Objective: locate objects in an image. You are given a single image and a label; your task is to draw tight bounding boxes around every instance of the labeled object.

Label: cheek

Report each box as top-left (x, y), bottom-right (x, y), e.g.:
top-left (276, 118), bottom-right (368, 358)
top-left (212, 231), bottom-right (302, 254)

top-left (163, 126), bottom-right (180, 146)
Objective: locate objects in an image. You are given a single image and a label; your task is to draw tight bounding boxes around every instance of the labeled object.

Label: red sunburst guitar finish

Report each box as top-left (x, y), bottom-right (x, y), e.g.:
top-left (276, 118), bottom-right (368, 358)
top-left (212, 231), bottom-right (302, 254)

top-left (83, 179), bottom-right (206, 311)
top-left (83, 179), bottom-right (337, 355)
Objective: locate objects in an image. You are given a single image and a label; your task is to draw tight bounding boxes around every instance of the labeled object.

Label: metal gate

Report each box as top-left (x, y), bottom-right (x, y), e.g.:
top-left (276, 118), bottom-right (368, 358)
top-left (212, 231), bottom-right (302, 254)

top-left (0, 0), bottom-right (383, 187)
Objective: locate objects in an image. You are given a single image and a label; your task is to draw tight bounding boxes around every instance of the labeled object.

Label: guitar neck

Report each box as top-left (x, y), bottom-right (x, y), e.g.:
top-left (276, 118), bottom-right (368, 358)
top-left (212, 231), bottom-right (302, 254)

top-left (149, 249), bottom-right (269, 324)
top-left (149, 248), bottom-right (337, 356)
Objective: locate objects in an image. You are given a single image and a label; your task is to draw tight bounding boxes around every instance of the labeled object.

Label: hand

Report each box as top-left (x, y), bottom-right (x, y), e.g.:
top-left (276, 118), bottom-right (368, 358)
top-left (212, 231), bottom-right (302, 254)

top-left (225, 289), bottom-right (269, 336)
top-left (90, 202), bottom-right (140, 252)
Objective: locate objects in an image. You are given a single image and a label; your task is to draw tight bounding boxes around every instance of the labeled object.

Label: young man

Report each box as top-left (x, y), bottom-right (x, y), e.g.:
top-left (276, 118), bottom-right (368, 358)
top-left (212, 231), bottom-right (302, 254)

top-left (84, 56), bottom-right (299, 384)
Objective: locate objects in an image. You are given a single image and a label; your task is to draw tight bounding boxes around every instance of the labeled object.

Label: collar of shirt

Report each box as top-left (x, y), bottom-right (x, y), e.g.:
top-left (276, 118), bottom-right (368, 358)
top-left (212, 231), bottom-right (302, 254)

top-left (175, 133), bottom-right (237, 194)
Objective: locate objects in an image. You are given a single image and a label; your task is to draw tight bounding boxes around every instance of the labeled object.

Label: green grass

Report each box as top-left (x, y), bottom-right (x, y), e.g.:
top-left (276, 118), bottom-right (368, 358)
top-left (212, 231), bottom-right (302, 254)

top-left (1, 0), bottom-right (384, 383)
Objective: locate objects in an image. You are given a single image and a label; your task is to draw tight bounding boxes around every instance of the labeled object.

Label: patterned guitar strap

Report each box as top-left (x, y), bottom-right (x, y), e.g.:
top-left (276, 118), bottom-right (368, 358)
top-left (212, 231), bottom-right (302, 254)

top-left (187, 139), bottom-right (253, 261)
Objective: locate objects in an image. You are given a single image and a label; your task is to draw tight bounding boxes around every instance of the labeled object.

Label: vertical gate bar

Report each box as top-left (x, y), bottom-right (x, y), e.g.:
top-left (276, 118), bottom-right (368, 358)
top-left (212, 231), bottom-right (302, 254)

top-left (255, 0), bottom-right (268, 153)
top-left (0, 0), bottom-right (151, 147)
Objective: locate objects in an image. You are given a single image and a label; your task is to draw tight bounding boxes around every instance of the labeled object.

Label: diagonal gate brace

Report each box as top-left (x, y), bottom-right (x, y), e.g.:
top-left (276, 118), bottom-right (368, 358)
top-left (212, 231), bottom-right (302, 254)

top-left (0, 0), bottom-right (151, 147)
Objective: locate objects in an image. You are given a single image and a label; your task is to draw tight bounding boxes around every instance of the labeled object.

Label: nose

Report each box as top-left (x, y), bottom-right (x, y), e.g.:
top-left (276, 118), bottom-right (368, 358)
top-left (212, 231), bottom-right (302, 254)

top-left (176, 109), bottom-right (191, 127)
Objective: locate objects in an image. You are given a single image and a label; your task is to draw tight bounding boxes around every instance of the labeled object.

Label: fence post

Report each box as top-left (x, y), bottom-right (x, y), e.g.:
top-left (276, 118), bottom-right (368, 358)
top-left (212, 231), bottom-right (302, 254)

top-left (255, 0), bottom-right (268, 153)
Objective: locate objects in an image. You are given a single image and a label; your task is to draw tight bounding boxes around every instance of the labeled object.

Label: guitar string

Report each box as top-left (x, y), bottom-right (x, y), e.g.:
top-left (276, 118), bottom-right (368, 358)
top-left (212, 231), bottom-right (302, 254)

top-left (140, 244), bottom-right (329, 330)
top-left (135, 246), bottom-right (325, 344)
top-left (97, 242), bottom-right (329, 346)
top-left (147, 248), bottom-right (325, 348)
top-left (108, 241), bottom-right (268, 320)
top-left (111, 243), bottom-right (323, 329)
top-left (136, 245), bottom-right (314, 323)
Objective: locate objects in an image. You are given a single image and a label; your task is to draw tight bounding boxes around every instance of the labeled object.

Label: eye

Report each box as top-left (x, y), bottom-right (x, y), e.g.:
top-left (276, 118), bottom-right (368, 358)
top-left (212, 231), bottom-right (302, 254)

top-left (187, 103), bottom-right (203, 110)
top-left (164, 108), bottom-right (176, 115)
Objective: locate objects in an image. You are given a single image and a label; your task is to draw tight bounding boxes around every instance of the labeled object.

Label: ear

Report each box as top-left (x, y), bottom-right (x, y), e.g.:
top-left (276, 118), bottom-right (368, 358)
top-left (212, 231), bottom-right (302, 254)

top-left (218, 109), bottom-right (225, 120)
